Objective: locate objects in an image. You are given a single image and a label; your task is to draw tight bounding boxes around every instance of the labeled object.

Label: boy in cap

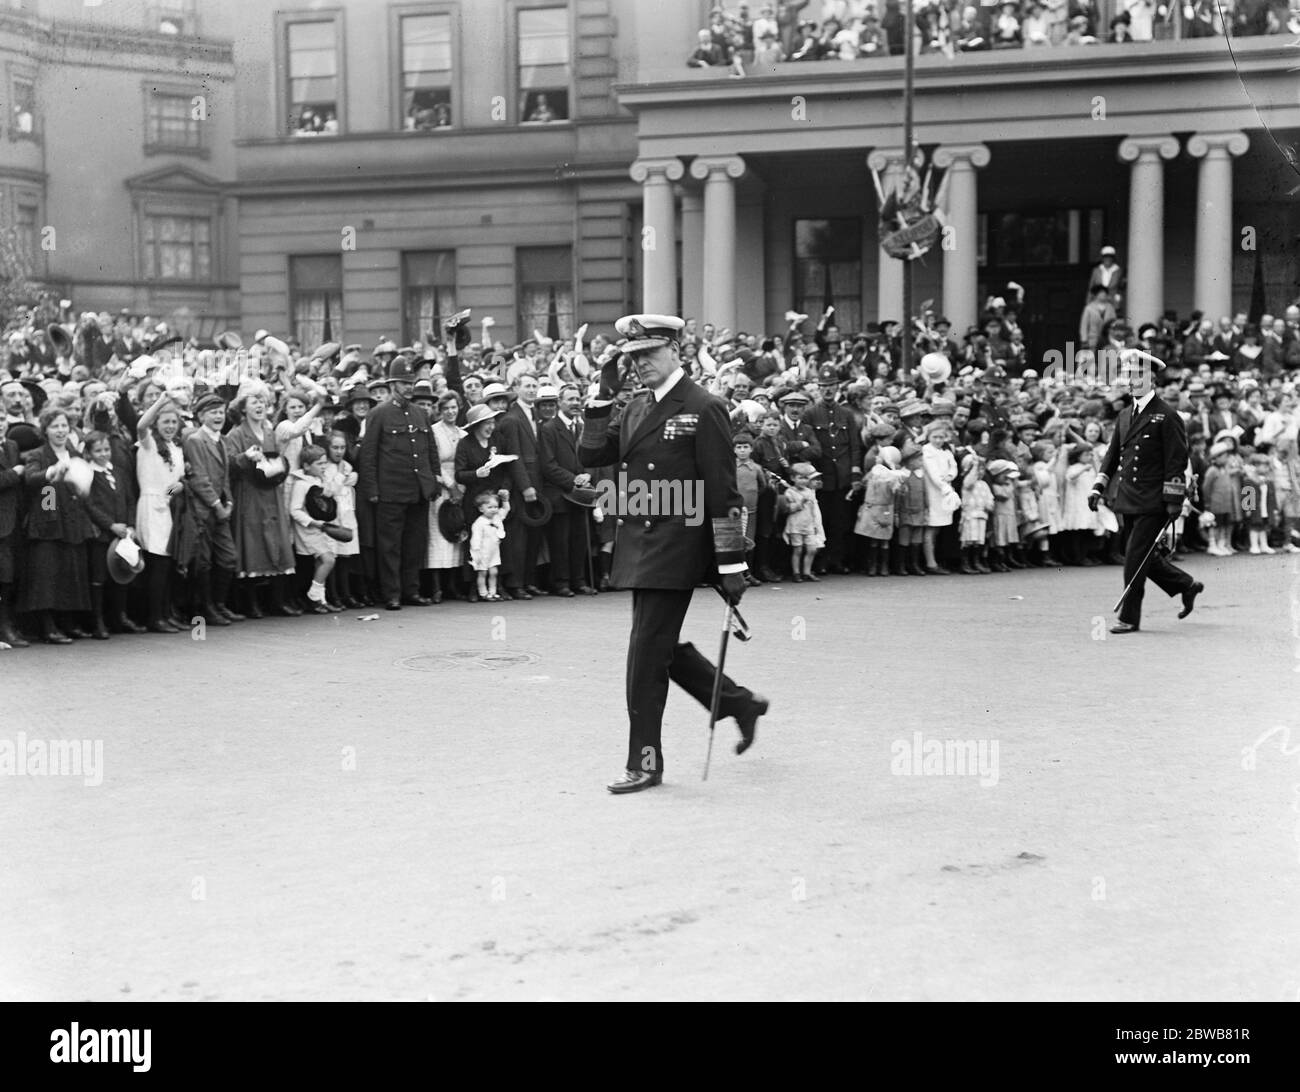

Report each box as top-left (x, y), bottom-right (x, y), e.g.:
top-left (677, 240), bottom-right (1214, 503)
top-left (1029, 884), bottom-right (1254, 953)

top-left (182, 394), bottom-right (245, 626)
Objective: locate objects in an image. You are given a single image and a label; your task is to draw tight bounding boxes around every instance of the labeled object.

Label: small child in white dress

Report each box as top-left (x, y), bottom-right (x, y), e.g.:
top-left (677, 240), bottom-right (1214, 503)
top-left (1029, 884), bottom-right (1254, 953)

top-left (469, 489), bottom-right (510, 601)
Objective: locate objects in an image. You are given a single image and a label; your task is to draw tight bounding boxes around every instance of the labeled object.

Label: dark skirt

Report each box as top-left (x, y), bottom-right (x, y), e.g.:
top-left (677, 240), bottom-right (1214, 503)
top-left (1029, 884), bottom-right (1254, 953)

top-left (0, 533), bottom-right (14, 585)
top-left (18, 539), bottom-right (90, 612)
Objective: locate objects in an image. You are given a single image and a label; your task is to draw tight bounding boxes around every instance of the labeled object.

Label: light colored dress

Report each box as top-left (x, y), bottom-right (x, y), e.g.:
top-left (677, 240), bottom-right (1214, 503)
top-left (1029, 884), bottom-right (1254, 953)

top-left (134, 432), bottom-right (184, 555)
top-left (1062, 458), bottom-right (1100, 532)
top-left (960, 478), bottom-right (994, 545)
top-left (922, 443), bottom-right (959, 527)
top-left (428, 419), bottom-right (467, 568)
top-left (288, 470), bottom-right (336, 557)
top-left (1033, 461), bottom-right (1063, 534)
top-left (322, 458), bottom-right (359, 557)
top-left (470, 511), bottom-right (506, 570)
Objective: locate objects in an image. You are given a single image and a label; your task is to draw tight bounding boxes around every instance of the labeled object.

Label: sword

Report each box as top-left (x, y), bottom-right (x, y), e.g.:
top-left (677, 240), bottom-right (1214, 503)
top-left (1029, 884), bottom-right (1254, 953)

top-left (703, 597), bottom-right (735, 782)
top-left (1113, 515), bottom-right (1176, 615)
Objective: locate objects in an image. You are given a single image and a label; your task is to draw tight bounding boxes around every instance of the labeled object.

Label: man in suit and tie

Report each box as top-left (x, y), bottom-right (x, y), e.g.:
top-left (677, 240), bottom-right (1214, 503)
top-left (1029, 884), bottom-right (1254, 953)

top-left (183, 394), bottom-right (245, 627)
top-left (494, 372), bottom-right (546, 599)
top-left (580, 313), bottom-right (769, 794)
top-left (1089, 351), bottom-right (1203, 634)
top-left (539, 384), bottom-right (597, 596)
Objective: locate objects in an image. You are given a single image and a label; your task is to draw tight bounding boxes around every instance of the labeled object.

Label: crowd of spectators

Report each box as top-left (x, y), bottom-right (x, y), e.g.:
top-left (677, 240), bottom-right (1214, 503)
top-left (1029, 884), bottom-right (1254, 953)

top-left (688, 0), bottom-right (1300, 73)
top-left (0, 287), bottom-right (1296, 649)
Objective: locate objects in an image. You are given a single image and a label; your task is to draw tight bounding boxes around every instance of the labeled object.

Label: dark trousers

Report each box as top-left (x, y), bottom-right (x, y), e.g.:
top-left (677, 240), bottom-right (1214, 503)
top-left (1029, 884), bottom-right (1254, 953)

top-left (197, 511), bottom-right (237, 573)
top-left (545, 503), bottom-right (589, 589)
top-left (818, 486), bottom-right (850, 567)
top-left (375, 501), bottom-right (428, 601)
top-left (1119, 512), bottom-right (1195, 626)
top-left (503, 508), bottom-right (542, 589)
top-left (626, 588), bottom-right (755, 774)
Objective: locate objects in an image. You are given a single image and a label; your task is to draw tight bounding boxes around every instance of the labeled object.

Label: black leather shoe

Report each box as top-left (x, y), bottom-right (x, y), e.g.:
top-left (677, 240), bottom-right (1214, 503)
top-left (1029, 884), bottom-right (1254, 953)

top-left (607, 769), bottom-right (663, 794)
top-left (736, 695), bottom-right (770, 754)
top-left (576, 585), bottom-right (598, 596)
top-left (115, 616), bottom-right (147, 634)
top-left (202, 609), bottom-right (231, 627)
top-left (42, 631), bottom-right (72, 645)
top-left (219, 606), bottom-right (247, 622)
top-left (148, 619), bottom-right (181, 634)
top-left (506, 588), bottom-right (533, 600)
top-left (401, 595), bottom-right (432, 606)
top-left (553, 586), bottom-right (576, 597)
top-left (1109, 621), bottom-right (1140, 634)
top-left (385, 599), bottom-right (402, 611)
top-left (524, 585), bottom-right (548, 597)
top-left (1178, 581), bottom-right (1204, 619)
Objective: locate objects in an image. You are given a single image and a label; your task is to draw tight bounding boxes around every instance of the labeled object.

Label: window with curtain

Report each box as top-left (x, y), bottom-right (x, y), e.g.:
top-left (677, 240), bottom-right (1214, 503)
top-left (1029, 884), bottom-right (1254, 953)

top-left (290, 255), bottom-right (343, 349)
top-left (517, 246), bottom-right (573, 340)
top-left (287, 20), bottom-right (340, 136)
top-left (16, 203), bottom-right (38, 262)
top-left (401, 13), bottom-right (453, 130)
top-left (144, 214), bottom-right (212, 281)
top-left (147, 91), bottom-right (202, 149)
top-left (11, 75), bottom-right (35, 137)
top-left (517, 7), bottom-right (570, 123)
top-left (403, 251), bottom-right (456, 344)
top-left (794, 219), bottom-right (861, 333)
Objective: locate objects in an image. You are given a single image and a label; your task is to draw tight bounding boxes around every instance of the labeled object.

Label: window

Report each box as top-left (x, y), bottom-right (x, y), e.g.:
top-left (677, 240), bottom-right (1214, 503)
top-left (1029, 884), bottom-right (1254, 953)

top-left (794, 219), bottom-right (862, 333)
top-left (402, 251), bottom-right (456, 344)
top-left (143, 214), bottom-right (211, 281)
top-left (517, 7), bottom-right (570, 123)
top-left (287, 20), bottom-right (340, 136)
top-left (16, 203), bottom-right (39, 264)
top-left (11, 74), bottom-right (35, 139)
top-left (146, 90), bottom-right (202, 151)
top-left (984, 208), bottom-right (1106, 268)
top-left (517, 246), bottom-right (573, 340)
top-left (290, 255), bottom-right (343, 349)
top-left (401, 13), bottom-right (453, 130)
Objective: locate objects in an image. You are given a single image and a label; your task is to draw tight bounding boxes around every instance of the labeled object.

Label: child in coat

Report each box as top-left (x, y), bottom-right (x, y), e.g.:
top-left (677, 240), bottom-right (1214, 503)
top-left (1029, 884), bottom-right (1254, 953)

top-left (854, 444), bottom-right (908, 576)
top-left (986, 458), bottom-right (1021, 572)
top-left (1202, 441), bottom-right (1241, 555)
top-left (1243, 450), bottom-right (1275, 554)
top-left (959, 452), bottom-right (995, 573)
top-left (734, 430), bottom-right (772, 584)
top-left (470, 489), bottom-right (510, 601)
top-left (896, 441), bottom-right (929, 575)
top-left (782, 461), bottom-right (825, 582)
top-left (84, 429), bottom-right (142, 639)
top-left (1273, 436), bottom-right (1300, 553)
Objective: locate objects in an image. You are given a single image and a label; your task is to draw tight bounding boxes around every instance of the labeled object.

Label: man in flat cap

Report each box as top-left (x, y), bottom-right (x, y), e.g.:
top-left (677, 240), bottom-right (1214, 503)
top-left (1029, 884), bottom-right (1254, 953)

top-left (580, 314), bottom-right (769, 794)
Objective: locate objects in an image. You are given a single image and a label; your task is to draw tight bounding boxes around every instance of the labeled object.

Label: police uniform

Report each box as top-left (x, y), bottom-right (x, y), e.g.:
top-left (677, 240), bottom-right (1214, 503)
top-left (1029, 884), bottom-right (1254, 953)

top-left (357, 356), bottom-right (438, 607)
top-left (580, 314), bottom-right (767, 792)
top-left (802, 365), bottom-right (863, 571)
top-left (1093, 384), bottom-right (1202, 632)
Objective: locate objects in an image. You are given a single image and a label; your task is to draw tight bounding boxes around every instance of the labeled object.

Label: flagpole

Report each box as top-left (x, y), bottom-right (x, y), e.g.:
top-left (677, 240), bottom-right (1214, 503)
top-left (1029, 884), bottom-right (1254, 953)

top-left (901, 0), bottom-right (914, 377)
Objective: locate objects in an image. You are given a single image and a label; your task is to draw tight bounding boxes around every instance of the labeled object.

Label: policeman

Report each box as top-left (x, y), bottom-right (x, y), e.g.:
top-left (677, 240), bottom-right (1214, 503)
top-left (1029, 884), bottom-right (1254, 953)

top-left (1089, 350), bottom-right (1203, 633)
top-left (358, 354), bottom-right (438, 610)
top-left (580, 314), bottom-right (769, 794)
top-left (802, 364), bottom-right (862, 573)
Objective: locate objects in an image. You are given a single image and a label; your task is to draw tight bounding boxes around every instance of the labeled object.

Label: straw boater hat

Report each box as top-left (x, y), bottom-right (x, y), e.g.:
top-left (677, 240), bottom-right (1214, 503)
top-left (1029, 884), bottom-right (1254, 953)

top-left (463, 403), bottom-right (501, 430)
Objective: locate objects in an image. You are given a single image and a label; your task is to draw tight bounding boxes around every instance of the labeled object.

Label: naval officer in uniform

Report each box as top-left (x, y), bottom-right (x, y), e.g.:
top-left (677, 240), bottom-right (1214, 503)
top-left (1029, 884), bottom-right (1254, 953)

top-left (1089, 350), bottom-right (1203, 634)
top-left (580, 314), bottom-right (769, 794)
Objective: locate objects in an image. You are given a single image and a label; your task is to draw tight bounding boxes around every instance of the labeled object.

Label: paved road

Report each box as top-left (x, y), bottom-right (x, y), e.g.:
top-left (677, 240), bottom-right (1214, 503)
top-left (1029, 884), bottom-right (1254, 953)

top-left (2, 554), bottom-right (1297, 1001)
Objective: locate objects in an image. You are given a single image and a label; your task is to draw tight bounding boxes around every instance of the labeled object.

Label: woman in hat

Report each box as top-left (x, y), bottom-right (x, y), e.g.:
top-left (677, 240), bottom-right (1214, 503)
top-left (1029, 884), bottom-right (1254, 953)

top-left (426, 392), bottom-right (467, 602)
top-left (454, 402), bottom-right (511, 600)
top-left (920, 419), bottom-right (959, 574)
top-left (18, 406), bottom-right (95, 643)
top-left (224, 381), bottom-right (298, 616)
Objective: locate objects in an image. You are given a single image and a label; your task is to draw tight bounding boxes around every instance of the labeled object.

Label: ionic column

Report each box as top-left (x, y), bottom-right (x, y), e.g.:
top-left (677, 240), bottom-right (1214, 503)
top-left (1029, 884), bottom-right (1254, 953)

top-left (867, 148), bottom-right (908, 324)
top-left (1117, 135), bottom-right (1179, 329)
top-left (680, 190), bottom-right (704, 326)
top-left (1186, 131), bottom-right (1249, 321)
top-left (689, 155), bottom-right (746, 332)
top-left (630, 157), bottom-right (685, 314)
top-left (932, 143), bottom-right (990, 337)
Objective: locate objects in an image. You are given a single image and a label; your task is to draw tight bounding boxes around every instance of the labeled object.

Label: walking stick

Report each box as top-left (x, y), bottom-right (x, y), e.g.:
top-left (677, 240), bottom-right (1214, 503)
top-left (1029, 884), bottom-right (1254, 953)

top-left (703, 598), bottom-right (735, 782)
top-left (583, 509), bottom-right (595, 592)
top-left (1113, 514), bottom-right (1176, 615)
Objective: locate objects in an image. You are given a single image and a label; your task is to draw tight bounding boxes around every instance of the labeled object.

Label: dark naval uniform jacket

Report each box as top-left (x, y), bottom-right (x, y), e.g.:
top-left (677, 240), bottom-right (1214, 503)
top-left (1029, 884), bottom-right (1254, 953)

top-left (579, 371), bottom-right (744, 589)
top-left (1097, 393), bottom-right (1188, 515)
top-left (357, 393), bottom-right (438, 504)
